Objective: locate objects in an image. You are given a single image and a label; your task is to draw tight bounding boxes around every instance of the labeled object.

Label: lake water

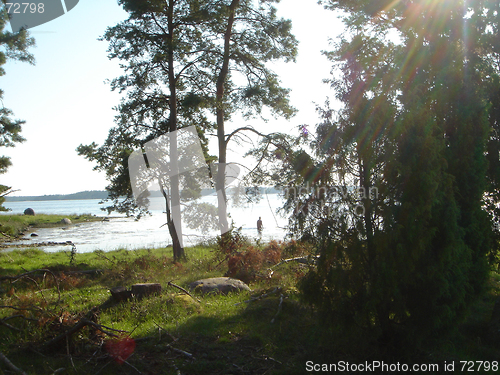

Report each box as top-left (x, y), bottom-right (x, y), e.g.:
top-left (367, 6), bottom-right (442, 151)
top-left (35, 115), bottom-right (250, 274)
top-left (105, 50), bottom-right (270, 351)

top-left (2, 194), bottom-right (290, 253)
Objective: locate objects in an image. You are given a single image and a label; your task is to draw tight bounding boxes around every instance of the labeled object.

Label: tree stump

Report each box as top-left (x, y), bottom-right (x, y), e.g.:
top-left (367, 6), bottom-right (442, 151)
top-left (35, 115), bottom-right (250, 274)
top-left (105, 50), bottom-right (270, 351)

top-left (110, 286), bottom-right (132, 302)
top-left (131, 283), bottom-right (162, 299)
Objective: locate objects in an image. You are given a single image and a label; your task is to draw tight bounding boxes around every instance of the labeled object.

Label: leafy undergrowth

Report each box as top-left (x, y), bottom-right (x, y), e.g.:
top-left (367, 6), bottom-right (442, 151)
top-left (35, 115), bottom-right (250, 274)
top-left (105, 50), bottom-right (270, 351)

top-left (0, 244), bottom-right (499, 374)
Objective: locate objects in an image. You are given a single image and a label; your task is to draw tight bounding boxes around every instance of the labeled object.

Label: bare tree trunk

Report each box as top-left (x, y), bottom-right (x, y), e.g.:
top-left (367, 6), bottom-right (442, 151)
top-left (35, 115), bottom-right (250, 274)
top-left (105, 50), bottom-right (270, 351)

top-left (167, 0), bottom-right (185, 262)
top-left (216, 0), bottom-right (240, 239)
top-left (160, 181), bottom-right (184, 262)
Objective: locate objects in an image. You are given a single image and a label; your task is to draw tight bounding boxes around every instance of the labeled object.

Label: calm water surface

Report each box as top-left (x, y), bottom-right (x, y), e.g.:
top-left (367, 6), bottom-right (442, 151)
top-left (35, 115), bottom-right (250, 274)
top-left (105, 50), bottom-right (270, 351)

top-left (2, 195), bottom-right (289, 252)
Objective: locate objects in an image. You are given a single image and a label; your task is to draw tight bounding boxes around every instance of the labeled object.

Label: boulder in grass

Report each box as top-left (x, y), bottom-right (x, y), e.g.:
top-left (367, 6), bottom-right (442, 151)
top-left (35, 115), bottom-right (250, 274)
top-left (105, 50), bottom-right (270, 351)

top-left (24, 208), bottom-right (35, 216)
top-left (131, 283), bottom-right (162, 299)
top-left (189, 277), bottom-right (251, 295)
top-left (60, 218), bottom-right (72, 225)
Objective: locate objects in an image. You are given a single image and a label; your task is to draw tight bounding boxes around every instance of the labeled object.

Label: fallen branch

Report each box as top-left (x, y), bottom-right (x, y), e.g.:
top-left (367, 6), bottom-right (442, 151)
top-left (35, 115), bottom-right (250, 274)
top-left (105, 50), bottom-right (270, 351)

top-left (0, 268), bottom-right (61, 303)
top-left (0, 318), bottom-right (20, 332)
top-left (167, 281), bottom-right (201, 303)
top-left (152, 320), bottom-right (178, 342)
top-left (269, 256), bottom-right (319, 270)
top-left (270, 294), bottom-right (284, 324)
top-left (166, 344), bottom-right (194, 359)
top-left (2, 314), bottom-right (38, 322)
top-left (42, 300), bottom-right (122, 350)
top-left (43, 316), bottom-right (127, 350)
top-left (123, 358), bottom-right (143, 374)
top-left (0, 351), bottom-right (27, 375)
top-left (0, 304), bottom-right (43, 313)
top-left (234, 287), bottom-right (281, 306)
top-left (1, 268), bottom-right (57, 282)
top-left (43, 318), bottom-right (90, 349)
top-left (65, 269), bottom-right (106, 277)
top-left (81, 318), bottom-right (128, 337)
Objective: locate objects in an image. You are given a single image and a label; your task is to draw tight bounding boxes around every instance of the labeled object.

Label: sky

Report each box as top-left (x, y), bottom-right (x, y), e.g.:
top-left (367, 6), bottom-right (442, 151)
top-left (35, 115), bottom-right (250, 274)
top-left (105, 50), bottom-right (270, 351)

top-left (1, 0), bottom-right (343, 197)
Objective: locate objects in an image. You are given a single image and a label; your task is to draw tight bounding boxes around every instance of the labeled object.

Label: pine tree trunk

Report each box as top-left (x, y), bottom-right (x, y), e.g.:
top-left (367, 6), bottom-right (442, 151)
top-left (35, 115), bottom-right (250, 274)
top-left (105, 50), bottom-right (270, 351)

top-left (216, 0), bottom-right (240, 242)
top-left (161, 183), bottom-right (184, 263)
top-left (166, 0), bottom-right (185, 262)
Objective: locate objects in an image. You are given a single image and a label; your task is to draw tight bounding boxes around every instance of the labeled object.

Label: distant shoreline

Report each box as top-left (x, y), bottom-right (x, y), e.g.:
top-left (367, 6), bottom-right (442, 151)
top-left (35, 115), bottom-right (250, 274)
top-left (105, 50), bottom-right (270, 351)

top-left (5, 190), bottom-right (109, 202)
top-left (5, 187), bottom-right (282, 202)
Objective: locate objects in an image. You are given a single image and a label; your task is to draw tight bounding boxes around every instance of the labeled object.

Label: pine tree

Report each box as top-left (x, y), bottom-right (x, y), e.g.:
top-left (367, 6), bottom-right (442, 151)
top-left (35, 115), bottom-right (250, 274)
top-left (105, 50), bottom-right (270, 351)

top-left (0, 6), bottom-right (35, 211)
top-left (296, 0), bottom-right (496, 345)
top-left (78, 0), bottom-right (215, 262)
top-left (77, 0), bottom-right (297, 260)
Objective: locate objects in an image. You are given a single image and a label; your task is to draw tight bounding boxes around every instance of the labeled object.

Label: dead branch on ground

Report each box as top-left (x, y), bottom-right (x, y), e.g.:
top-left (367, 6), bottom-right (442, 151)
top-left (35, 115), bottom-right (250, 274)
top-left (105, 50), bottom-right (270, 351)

top-left (0, 351), bottom-right (27, 375)
top-left (234, 287), bottom-right (281, 306)
top-left (0, 268), bottom-right (61, 303)
top-left (167, 281), bottom-right (201, 303)
top-left (43, 311), bottom-right (128, 350)
top-left (166, 344), bottom-right (194, 359)
top-left (0, 317), bottom-right (20, 331)
top-left (270, 294), bottom-right (284, 324)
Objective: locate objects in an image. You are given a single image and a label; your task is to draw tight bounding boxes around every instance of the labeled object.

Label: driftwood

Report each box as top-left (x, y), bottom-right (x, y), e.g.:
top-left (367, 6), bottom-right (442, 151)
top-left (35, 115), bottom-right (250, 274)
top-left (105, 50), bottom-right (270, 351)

top-left (0, 351), bottom-right (27, 375)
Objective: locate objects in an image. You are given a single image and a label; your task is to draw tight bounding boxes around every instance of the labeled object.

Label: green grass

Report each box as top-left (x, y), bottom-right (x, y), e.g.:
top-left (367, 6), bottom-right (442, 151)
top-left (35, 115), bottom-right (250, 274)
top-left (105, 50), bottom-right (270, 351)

top-left (0, 213), bottom-right (102, 239)
top-left (0, 246), bottom-right (500, 374)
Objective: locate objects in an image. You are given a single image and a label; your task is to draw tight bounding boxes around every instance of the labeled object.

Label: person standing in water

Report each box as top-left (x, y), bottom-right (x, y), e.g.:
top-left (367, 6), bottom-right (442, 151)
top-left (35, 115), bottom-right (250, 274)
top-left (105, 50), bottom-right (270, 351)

top-left (257, 217), bottom-right (263, 233)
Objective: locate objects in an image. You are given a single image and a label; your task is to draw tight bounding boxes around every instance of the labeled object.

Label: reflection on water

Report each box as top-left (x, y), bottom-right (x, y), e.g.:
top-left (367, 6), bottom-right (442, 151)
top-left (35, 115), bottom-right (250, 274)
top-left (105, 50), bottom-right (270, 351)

top-left (2, 195), bottom-right (289, 252)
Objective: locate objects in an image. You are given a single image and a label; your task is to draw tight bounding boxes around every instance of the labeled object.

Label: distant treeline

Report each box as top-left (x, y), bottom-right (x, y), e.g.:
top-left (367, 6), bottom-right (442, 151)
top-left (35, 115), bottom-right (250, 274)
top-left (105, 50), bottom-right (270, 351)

top-left (5, 190), bottom-right (109, 202)
top-left (5, 187), bottom-right (281, 202)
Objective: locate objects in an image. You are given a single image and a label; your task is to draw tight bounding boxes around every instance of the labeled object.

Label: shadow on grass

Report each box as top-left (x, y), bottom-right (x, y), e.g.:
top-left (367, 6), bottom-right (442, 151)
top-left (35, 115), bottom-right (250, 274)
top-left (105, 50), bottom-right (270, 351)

top-left (2, 248), bottom-right (500, 375)
top-left (107, 293), bottom-right (328, 375)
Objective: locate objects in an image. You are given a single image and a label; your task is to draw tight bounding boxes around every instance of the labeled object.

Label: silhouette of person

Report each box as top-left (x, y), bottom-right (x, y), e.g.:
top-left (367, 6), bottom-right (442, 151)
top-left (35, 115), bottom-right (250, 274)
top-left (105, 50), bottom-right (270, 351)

top-left (257, 217), bottom-right (263, 233)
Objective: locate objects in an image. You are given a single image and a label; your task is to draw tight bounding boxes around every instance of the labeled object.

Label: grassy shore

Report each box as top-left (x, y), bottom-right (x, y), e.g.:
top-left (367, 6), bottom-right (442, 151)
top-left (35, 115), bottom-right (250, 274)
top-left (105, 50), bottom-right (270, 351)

top-left (0, 245), bottom-right (500, 374)
top-left (0, 214), bottom-right (104, 240)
